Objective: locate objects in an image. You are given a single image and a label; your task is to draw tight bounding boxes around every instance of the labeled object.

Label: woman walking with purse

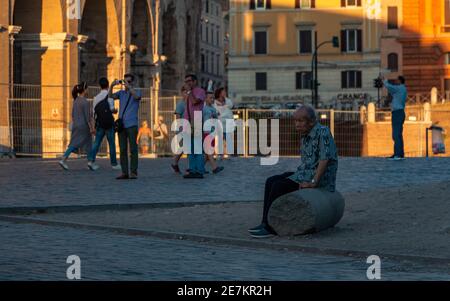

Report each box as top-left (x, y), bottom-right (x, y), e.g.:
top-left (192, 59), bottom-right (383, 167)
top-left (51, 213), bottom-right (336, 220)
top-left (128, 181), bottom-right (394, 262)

top-left (59, 82), bottom-right (96, 170)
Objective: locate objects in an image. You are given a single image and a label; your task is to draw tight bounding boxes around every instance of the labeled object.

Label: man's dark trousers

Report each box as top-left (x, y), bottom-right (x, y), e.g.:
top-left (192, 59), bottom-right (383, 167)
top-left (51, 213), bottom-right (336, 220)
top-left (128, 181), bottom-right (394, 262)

top-left (392, 109), bottom-right (405, 157)
top-left (119, 126), bottom-right (138, 175)
top-left (262, 172), bottom-right (299, 225)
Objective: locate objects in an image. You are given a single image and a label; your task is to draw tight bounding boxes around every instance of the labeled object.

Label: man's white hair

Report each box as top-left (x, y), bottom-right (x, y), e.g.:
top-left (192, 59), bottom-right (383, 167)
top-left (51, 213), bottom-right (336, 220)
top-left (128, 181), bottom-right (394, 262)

top-left (297, 105), bottom-right (317, 122)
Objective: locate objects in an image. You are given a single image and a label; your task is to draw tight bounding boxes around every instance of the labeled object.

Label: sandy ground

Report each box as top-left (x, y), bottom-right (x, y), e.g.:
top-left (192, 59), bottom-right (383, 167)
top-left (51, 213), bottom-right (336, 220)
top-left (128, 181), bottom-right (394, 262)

top-left (25, 180), bottom-right (450, 265)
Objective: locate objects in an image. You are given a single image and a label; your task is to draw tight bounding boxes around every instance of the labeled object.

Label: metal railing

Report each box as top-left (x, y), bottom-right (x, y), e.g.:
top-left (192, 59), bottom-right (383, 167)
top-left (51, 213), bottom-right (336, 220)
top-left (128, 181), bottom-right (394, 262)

top-left (2, 83), bottom-right (450, 158)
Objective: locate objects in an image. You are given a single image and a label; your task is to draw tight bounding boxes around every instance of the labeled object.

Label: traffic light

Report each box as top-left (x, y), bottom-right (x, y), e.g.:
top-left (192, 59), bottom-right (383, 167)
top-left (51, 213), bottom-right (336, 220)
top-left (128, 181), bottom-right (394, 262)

top-left (373, 78), bottom-right (383, 89)
top-left (332, 36), bottom-right (339, 48)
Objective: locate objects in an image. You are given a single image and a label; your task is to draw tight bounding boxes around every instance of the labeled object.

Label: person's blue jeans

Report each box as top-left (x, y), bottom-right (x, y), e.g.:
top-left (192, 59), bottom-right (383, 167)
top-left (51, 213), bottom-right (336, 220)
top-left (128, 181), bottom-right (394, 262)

top-left (63, 146), bottom-right (94, 162)
top-left (90, 127), bottom-right (118, 165)
top-left (392, 109), bottom-right (405, 157)
top-left (188, 135), bottom-right (205, 174)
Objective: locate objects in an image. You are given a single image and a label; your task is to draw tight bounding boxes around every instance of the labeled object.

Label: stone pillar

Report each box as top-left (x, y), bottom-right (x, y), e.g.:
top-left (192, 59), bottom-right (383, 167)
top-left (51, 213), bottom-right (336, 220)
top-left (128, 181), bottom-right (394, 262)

top-left (368, 102), bottom-right (376, 123)
top-left (17, 33), bottom-right (75, 157)
top-left (0, 24), bottom-right (11, 153)
top-left (42, 33), bottom-right (76, 158)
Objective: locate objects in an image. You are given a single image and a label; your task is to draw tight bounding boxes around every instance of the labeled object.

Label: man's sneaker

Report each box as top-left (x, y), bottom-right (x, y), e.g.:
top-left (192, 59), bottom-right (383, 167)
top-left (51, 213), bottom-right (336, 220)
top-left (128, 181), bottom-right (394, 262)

top-left (388, 156), bottom-right (405, 161)
top-left (171, 164), bottom-right (181, 173)
top-left (88, 162), bottom-right (99, 171)
top-left (248, 224), bottom-right (266, 234)
top-left (250, 227), bottom-right (276, 239)
top-left (58, 160), bottom-right (69, 171)
top-left (212, 166), bottom-right (224, 174)
top-left (130, 173), bottom-right (138, 180)
top-left (183, 173), bottom-right (204, 179)
top-left (116, 174), bottom-right (129, 180)
top-left (112, 165), bottom-right (121, 171)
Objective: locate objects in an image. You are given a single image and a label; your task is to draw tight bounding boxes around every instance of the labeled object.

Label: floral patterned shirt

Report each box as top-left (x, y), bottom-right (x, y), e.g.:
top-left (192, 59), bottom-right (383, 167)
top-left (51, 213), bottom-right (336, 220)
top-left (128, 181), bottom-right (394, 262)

top-left (288, 123), bottom-right (338, 192)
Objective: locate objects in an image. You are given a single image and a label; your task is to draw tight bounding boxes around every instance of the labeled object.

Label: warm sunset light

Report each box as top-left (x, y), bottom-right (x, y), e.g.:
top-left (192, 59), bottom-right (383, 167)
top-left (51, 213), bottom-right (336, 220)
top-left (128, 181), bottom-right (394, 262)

top-left (0, 0), bottom-right (449, 288)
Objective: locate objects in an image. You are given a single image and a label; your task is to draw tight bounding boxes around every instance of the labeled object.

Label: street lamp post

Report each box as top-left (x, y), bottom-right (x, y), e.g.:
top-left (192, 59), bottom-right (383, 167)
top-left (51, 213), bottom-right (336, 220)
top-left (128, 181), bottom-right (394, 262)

top-left (311, 35), bottom-right (339, 108)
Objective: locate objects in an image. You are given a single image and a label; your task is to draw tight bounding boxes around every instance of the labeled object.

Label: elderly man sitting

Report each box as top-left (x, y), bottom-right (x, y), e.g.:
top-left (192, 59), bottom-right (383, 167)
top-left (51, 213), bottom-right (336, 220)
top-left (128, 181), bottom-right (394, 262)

top-left (249, 105), bottom-right (338, 238)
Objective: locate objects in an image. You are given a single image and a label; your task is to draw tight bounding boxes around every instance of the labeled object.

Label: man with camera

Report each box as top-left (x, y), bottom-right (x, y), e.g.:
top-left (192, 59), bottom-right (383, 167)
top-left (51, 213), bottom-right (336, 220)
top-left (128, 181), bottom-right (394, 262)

top-left (380, 74), bottom-right (408, 161)
top-left (109, 73), bottom-right (142, 179)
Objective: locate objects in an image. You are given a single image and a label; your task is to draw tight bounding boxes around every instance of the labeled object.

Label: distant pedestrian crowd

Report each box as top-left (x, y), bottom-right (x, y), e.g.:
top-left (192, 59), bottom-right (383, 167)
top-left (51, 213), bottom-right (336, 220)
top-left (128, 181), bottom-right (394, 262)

top-left (59, 73), bottom-right (234, 179)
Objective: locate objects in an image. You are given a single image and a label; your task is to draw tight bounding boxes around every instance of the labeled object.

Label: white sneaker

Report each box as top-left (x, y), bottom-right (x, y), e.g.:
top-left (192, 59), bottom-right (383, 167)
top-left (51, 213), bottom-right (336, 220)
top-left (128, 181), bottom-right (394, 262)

top-left (58, 160), bottom-right (69, 170)
top-left (88, 162), bottom-right (100, 171)
top-left (112, 165), bottom-right (122, 171)
top-left (388, 156), bottom-right (405, 161)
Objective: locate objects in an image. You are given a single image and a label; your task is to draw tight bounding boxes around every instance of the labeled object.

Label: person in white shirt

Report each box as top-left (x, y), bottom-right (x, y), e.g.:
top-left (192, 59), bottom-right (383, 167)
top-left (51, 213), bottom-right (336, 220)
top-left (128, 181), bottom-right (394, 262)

top-left (214, 88), bottom-right (234, 160)
top-left (89, 77), bottom-right (121, 170)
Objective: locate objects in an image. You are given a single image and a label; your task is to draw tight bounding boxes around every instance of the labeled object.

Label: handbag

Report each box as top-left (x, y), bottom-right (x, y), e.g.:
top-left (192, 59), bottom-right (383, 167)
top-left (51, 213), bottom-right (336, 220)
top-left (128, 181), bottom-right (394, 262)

top-left (114, 93), bottom-right (132, 133)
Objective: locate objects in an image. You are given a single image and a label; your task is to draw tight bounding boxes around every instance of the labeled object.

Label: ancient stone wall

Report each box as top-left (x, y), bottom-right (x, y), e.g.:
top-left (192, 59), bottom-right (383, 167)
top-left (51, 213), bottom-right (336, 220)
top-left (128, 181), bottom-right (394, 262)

top-left (1, 0), bottom-right (202, 156)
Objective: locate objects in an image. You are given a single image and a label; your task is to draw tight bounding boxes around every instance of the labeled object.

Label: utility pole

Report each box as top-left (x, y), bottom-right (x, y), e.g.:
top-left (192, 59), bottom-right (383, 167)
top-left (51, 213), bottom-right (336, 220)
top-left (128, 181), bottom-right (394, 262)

top-left (311, 36), bottom-right (339, 109)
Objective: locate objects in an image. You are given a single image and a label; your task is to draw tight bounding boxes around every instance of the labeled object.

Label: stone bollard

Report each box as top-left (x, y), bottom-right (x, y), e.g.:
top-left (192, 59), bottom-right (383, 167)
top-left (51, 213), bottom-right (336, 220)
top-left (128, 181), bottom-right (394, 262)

top-left (431, 87), bottom-right (438, 105)
top-left (268, 189), bottom-right (345, 236)
top-left (424, 102), bottom-right (431, 122)
top-left (368, 102), bottom-right (376, 123)
top-left (360, 105), bottom-right (367, 124)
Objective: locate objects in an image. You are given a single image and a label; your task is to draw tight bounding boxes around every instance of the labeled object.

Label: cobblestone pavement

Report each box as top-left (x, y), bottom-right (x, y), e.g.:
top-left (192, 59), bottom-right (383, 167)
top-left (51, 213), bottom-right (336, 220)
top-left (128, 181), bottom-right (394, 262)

top-left (1, 221), bottom-right (449, 281)
top-left (1, 157), bottom-right (450, 208)
top-left (1, 157), bottom-right (450, 281)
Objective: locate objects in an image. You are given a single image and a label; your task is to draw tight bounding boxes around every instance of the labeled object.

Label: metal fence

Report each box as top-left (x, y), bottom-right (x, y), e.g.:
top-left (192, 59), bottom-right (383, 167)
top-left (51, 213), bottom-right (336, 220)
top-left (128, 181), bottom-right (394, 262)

top-left (2, 83), bottom-right (450, 158)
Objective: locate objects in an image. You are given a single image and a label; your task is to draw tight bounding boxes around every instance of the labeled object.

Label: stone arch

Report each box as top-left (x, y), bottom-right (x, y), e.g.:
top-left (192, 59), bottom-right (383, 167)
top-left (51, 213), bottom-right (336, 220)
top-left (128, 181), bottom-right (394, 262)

top-left (13, 0), bottom-right (63, 34)
top-left (13, 0), bottom-right (64, 84)
top-left (130, 0), bottom-right (154, 88)
top-left (80, 0), bottom-right (121, 85)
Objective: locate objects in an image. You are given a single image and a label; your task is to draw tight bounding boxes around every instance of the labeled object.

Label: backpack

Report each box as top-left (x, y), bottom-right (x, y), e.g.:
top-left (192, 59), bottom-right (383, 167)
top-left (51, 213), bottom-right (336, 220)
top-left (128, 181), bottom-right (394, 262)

top-left (94, 96), bottom-right (114, 130)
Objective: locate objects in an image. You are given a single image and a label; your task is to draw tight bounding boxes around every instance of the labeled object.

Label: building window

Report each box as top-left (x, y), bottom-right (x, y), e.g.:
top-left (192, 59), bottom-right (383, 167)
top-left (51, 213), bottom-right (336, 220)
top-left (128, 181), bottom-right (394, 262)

top-left (299, 30), bottom-right (313, 54)
top-left (256, 72), bottom-right (267, 90)
top-left (295, 0), bottom-right (315, 9)
top-left (211, 27), bottom-right (214, 45)
top-left (205, 52), bottom-right (209, 73)
top-left (206, 0), bottom-right (209, 13)
top-left (216, 54), bottom-right (220, 76)
top-left (445, 79), bottom-right (450, 98)
top-left (388, 53), bottom-right (398, 71)
top-left (341, 0), bottom-right (361, 7)
top-left (211, 53), bottom-right (214, 74)
top-left (250, 0), bottom-right (271, 10)
top-left (216, 27), bottom-right (220, 46)
top-left (254, 31), bottom-right (267, 55)
top-left (201, 54), bottom-right (205, 72)
top-left (201, 24), bottom-right (205, 41)
top-left (341, 71), bottom-right (362, 89)
top-left (388, 7), bottom-right (398, 29)
top-left (206, 25), bottom-right (209, 43)
top-left (296, 72), bottom-right (312, 90)
top-left (341, 29), bottom-right (362, 53)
